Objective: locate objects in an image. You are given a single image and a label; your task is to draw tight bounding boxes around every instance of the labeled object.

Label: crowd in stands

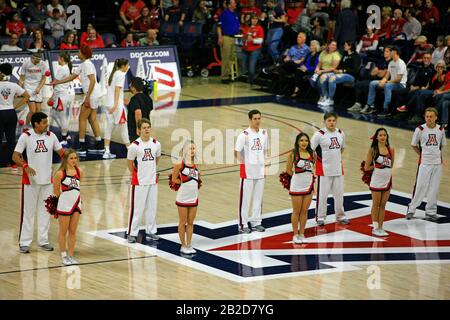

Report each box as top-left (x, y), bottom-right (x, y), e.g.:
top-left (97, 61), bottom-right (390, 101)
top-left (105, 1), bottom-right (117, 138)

top-left (0, 0), bottom-right (449, 127)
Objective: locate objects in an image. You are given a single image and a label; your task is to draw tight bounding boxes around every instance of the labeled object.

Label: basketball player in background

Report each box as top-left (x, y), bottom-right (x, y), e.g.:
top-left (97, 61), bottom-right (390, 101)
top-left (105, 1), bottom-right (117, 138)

top-left (407, 107), bottom-right (447, 220)
top-left (234, 109), bottom-right (269, 234)
top-left (12, 112), bottom-right (64, 253)
top-left (311, 112), bottom-right (349, 226)
top-left (126, 118), bottom-right (161, 243)
top-left (19, 51), bottom-right (47, 127)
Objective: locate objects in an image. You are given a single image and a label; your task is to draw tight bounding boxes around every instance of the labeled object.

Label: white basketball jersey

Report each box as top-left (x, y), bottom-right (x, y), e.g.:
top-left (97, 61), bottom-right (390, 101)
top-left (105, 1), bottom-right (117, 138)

top-left (127, 137), bottom-right (161, 185)
top-left (311, 127), bottom-right (345, 176)
top-left (19, 59), bottom-right (46, 89)
top-left (14, 129), bottom-right (63, 185)
top-left (411, 124), bottom-right (447, 165)
top-left (235, 127), bottom-right (269, 179)
top-left (73, 59), bottom-right (101, 98)
top-left (53, 64), bottom-right (72, 95)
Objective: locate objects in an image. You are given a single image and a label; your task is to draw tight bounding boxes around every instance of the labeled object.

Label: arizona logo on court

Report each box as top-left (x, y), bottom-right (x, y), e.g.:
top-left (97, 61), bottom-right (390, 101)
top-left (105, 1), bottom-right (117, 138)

top-left (91, 190), bottom-right (450, 282)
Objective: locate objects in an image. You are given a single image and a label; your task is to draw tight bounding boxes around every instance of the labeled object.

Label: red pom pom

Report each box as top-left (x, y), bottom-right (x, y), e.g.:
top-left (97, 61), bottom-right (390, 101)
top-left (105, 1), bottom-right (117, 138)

top-left (279, 171), bottom-right (292, 190)
top-left (168, 174), bottom-right (180, 191)
top-left (44, 195), bottom-right (59, 218)
top-left (45, 71), bottom-right (51, 77)
top-left (360, 161), bottom-right (373, 186)
top-left (47, 99), bottom-right (54, 107)
top-left (18, 119), bottom-right (25, 126)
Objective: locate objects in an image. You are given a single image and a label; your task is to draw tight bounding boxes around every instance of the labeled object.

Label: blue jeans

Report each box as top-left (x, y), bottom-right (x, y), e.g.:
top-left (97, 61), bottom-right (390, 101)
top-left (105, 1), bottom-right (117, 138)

top-left (367, 81), bottom-right (404, 110)
top-left (267, 27), bottom-right (283, 62)
top-left (436, 92), bottom-right (450, 124)
top-left (321, 73), bottom-right (355, 99)
top-left (242, 49), bottom-right (261, 83)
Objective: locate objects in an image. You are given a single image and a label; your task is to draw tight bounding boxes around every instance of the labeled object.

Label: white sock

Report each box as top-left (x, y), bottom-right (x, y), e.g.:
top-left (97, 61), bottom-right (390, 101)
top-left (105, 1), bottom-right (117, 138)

top-left (61, 251), bottom-right (67, 258)
top-left (79, 139), bottom-right (85, 143)
top-left (373, 222), bottom-right (379, 229)
top-left (105, 146), bottom-right (110, 153)
top-left (95, 136), bottom-right (101, 141)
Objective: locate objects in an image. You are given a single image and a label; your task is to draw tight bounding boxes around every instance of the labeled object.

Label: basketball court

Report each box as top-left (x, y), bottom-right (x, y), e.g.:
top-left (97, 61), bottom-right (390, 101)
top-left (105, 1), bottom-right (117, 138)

top-left (1, 78), bottom-right (449, 299)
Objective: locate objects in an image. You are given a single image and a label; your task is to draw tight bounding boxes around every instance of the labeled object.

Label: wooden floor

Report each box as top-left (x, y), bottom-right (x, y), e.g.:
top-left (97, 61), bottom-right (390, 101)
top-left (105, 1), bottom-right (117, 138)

top-left (1, 78), bottom-right (449, 299)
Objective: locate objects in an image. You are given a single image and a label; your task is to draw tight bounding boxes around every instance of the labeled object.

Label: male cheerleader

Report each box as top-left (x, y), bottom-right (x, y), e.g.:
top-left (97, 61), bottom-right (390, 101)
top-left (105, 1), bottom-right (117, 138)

top-left (311, 112), bottom-right (349, 226)
top-left (127, 118), bottom-right (161, 242)
top-left (13, 112), bottom-right (64, 253)
top-left (234, 109), bottom-right (269, 233)
top-left (407, 107), bottom-right (447, 220)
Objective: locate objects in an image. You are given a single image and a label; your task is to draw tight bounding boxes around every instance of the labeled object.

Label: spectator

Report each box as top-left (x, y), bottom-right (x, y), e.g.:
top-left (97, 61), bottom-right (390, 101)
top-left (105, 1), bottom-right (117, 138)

top-left (356, 27), bottom-right (379, 56)
top-left (291, 3), bottom-right (317, 36)
top-left (1, 33), bottom-right (22, 51)
top-left (349, 46), bottom-right (393, 113)
top-left (444, 35), bottom-right (450, 69)
top-left (29, 29), bottom-right (51, 50)
top-left (386, 9), bottom-right (406, 39)
top-left (47, 0), bottom-right (66, 20)
top-left (241, 14), bottom-right (264, 84)
top-left (319, 41), bottom-right (361, 106)
top-left (420, 0), bottom-right (440, 26)
top-left (266, 0), bottom-right (286, 63)
top-left (121, 32), bottom-right (139, 47)
top-left (80, 28), bottom-right (105, 49)
top-left (363, 46), bottom-right (407, 117)
top-left (5, 11), bottom-right (26, 37)
top-left (139, 28), bottom-right (159, 46)
top-left (217, 0), bottom-right (239, 84)
top-left (120, 0), bottom-right (146, 27)
top-left (402, 8), bottom-right (421, 41)
top-left (164, 0), bottom-right (186, 27)
top-left (375, 6), bottom-right (393, 40)
top-left (59, 30), bottom-right (78, 49)
top-left (431, 36), bottom-right (447, 66)
top-left (240, 0), bottom-right (262, 20)
top-left (407, 35), bottom-right (433, 66)
top-left (0, 0), bottom-right (12, 20)
top-left (291, 40), bottom-right (321, 97)
top-left (313, 40), bottom-right (341, 106)
top-left (334, 0), bottom-right (358, 50)
top-left (309, 16), bottom-right (327, 44)
top-left (147, 0), bottom-right (164, 30)
top-left (193, 0), bottom-right (211, 25)
top-left (131, 6), bottom-right (159, 32)
top-left (80, 23), bottom-right (96, 44)
top-left (27, 0), bottom-right (48, 25)
top-left (45, 8), bottom-right (66, 39)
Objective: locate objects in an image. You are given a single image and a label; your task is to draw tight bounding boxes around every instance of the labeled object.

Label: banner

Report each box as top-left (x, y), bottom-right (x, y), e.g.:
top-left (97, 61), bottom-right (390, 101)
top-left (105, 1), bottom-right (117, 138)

top-left (46, 46), bottom-right (182, 94)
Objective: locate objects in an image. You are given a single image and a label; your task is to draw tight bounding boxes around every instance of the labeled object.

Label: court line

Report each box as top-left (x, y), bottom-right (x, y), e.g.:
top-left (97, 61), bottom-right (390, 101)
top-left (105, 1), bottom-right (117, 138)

top-left (0, 255), bottom-right (157, 276)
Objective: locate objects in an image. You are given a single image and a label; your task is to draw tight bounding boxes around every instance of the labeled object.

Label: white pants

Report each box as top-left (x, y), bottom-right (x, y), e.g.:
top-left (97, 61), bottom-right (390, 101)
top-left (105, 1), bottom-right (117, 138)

top-left (50, 94), bottom-right (73, 135)
top-left (408, 164), bottom-right (442, 215)
top-left (238, 178), bottom-right (264, 229)
top-left (104, 111), bottom-right (130, 144)
top-left (315, 175), bottom-right (346, 221)
top-left (128, 184), bottom-right (158, 237)
top-left (19, 184), bottom-right (53, 247)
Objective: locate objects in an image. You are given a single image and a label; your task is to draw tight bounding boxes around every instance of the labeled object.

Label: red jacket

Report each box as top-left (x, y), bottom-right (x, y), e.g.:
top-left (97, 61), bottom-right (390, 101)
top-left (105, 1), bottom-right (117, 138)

top-left (81, 36), bottom-right (105, 49)
top-left (242, 25), bottom-right (264, 52)
top-left (60, 42), bottom-right (79, 50)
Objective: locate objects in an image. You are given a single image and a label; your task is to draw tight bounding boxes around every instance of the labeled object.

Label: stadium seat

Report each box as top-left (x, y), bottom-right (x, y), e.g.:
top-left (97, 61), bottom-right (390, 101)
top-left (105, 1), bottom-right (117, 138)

top-left (102, 33), bottom-right (117, 47)
top-left (159, 23), bottom-right (180, 45)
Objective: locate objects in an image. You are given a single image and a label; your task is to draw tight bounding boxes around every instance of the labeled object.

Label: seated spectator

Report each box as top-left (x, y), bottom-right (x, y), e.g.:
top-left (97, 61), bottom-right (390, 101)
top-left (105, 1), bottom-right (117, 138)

top-left (431, 36), bottom-right (447, 66)
top-left (407, 60), bottom-right (449, 124)
top-left (59, 30), bottom-right (78, 49)
top-left (164, 0), bottom-right (186, 27)
top-left (131, 6), bottom-right (160, 32)
top-left (357, 27), bottom-right (379, 60)
top-left (313, 40), bottom-right (341, 106)
top-left (120, 0), bottom-right (146, 27)
top-left (419, 0), bottom-right (440, 27)
top-left (240, 0), bottom-right (262, 22)
top-left (444, 35), bottom-right (450, 69)
top-left (121, 32), bottom-right (139, 47)
top-left (193, 0), bottom-right (211, 25)
top-left (139, 28), bottom-right (159, 46)
top-left (387, 9), bottom-right (406, 40)
top-left (0, 0), bottom-right (12, 19)
top-left (407, 35), bottom-right (433, 66)
top-left (402, 8), bottom-right (421, 41)
top-left (241, 14), bottom-right (264, 84)
top-left (362, 46), bottom-right (408, 117)
top-left (348, 46), bottom-right (393, 113)
top-left (29, 28), bottom-right (51, 50)
top-left (375, 6), bottom-right (393, 40)
top-left (393, 52), bottom-right (435, 116)
top-left (1, 33), bottom-right (22, 51)
top-left (80, 28), bottom-right (105, 49)
top-left (5, 11), bottom-right (26, 37)
top-left (47, 0), bottom-right (66, 20)
top-left (80, 23), bottom-right (95, 44)
top-left (27, 0), bottom-right (47, 25)
top-left (292, 40), bottom-right (321, 97)
top-left (147, 0), bottom-right (164, 30)
top-left (45, 8), bottom-right (66, 39)
top-left (319, 41), bottom-right (360, 106)
top-left (309, 16), bottom-right (327, 44)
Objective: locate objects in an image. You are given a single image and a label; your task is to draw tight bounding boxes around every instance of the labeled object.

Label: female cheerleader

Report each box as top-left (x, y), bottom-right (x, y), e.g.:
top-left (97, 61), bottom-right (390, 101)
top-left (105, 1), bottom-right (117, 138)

top-left (19, 51), bottom-right (47, 127)
top-left (49, 52), bottom-right (74, 145)
top-left (52, 45), bottom-right (103, 155)
top-left (364, 128), bottom-right (395, 237)
top-left (103, 58), bottom-right (130, 159)
top-left (171, 140), bottom-right (200, 255)
top-left (285, 133), bottom-right (315, 244)
top-left (53, 148), bottom-right (83, 266)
